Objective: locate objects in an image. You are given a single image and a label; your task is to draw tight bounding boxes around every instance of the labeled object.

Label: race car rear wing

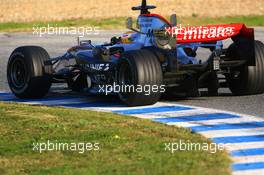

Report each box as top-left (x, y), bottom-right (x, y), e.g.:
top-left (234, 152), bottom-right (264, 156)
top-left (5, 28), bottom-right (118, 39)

top-left (167, 24), bottom-right (254, 44)
top-left (166, 24), bottom-right (255, 66)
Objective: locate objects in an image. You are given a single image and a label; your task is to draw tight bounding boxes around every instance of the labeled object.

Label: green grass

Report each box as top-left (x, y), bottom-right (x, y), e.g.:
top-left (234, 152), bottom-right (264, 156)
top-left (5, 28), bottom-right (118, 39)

top-left (0, 103), bottom-right (231, 175)
top-left (0, 15), bottom-right (263, 32)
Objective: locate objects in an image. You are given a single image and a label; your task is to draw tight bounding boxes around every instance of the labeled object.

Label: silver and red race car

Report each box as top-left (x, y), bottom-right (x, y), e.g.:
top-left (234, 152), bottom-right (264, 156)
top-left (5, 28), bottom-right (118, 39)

top-left (7, 0), bottom-right (264, 106)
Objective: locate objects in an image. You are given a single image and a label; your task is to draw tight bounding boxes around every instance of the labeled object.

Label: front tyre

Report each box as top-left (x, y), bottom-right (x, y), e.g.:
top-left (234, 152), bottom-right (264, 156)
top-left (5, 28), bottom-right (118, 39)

top-left (7, 46), bottom-right (53, 99)
top-left (116, 50), bottom-right (163, 106)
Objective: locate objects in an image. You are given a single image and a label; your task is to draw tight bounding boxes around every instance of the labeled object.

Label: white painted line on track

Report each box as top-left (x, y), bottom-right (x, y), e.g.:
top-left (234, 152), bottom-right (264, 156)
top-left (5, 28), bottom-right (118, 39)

top-left (156, 117), bottom-right (264, 128)
top-left (232, 155), bottom-right (264, 164)
top-left (225, 142), bottom-right (264, 151)
top-left (232, 169), bottom-right (264, 175)
top-left (199, 128), bottom-right (264, 138)
top-left (131, 108), bottom-right (219, 118)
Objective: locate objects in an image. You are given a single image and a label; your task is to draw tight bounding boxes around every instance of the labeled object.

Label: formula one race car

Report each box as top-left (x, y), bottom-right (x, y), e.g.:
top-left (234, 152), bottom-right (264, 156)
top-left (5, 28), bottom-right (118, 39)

top-left (7, 0), bottom-right (264, 106)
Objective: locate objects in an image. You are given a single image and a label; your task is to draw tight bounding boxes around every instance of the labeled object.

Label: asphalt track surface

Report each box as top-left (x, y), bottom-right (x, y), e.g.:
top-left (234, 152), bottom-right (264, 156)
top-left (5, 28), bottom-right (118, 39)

top-left (0, 29), bottom-right (264, 117)
top-left (0, 29), bottom-right (264, 175)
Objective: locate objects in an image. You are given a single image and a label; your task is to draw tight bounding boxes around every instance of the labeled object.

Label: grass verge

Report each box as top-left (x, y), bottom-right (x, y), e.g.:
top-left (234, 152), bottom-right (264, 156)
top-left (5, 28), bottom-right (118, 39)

top-left (0, 15), bottom-right (263, 32)
top-left (0, 103), bottom-right (231, 175)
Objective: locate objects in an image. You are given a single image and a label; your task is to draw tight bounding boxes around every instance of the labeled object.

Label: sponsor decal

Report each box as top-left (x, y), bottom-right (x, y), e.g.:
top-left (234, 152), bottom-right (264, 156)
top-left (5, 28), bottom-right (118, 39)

top-left (165, 24), bottom-right (251, 43)
top-left (86, 63), bottom-right (110, 71)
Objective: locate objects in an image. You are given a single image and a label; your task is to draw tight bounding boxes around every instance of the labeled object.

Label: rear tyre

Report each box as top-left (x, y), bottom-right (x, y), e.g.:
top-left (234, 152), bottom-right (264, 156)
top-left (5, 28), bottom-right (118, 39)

top-left (116, 50), bottom-right (163, 106)
top-left (207, 72), bottom-right (219, 96)
top-left (7, 46), bottom-right (53, 99)
top-left (227, 40), bottom-right (264, 95)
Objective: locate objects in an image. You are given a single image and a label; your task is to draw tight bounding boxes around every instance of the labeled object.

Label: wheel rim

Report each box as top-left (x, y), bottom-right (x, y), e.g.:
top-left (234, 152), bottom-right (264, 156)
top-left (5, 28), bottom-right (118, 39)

top-left (10, 57), bottom-right (28, 89)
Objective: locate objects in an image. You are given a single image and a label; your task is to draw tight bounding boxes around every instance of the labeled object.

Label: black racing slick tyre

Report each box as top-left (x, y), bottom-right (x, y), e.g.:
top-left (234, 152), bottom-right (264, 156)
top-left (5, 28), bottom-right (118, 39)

top-left (117, 50), bottom-right (164, 106)
top-left (7, 46), bottom-right (53, 99)
top-left (227, 40), bottom-right (264, 95)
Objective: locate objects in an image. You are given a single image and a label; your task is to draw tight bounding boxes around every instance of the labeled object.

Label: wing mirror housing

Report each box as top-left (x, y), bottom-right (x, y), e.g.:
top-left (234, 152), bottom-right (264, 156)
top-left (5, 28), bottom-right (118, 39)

top-left (126, 17), bottom-right (144, 34)
top-left (126, 17), bottom-right (133, 29)
top-left (170, 14), bottom-right (177, 27)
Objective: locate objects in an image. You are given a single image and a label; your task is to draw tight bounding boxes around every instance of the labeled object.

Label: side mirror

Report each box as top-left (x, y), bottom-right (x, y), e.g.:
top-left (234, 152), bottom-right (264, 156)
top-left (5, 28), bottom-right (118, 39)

top-left (126, 17), bottom-right (133, 29)
top-left (170, 14), bottom-right (177, 27)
